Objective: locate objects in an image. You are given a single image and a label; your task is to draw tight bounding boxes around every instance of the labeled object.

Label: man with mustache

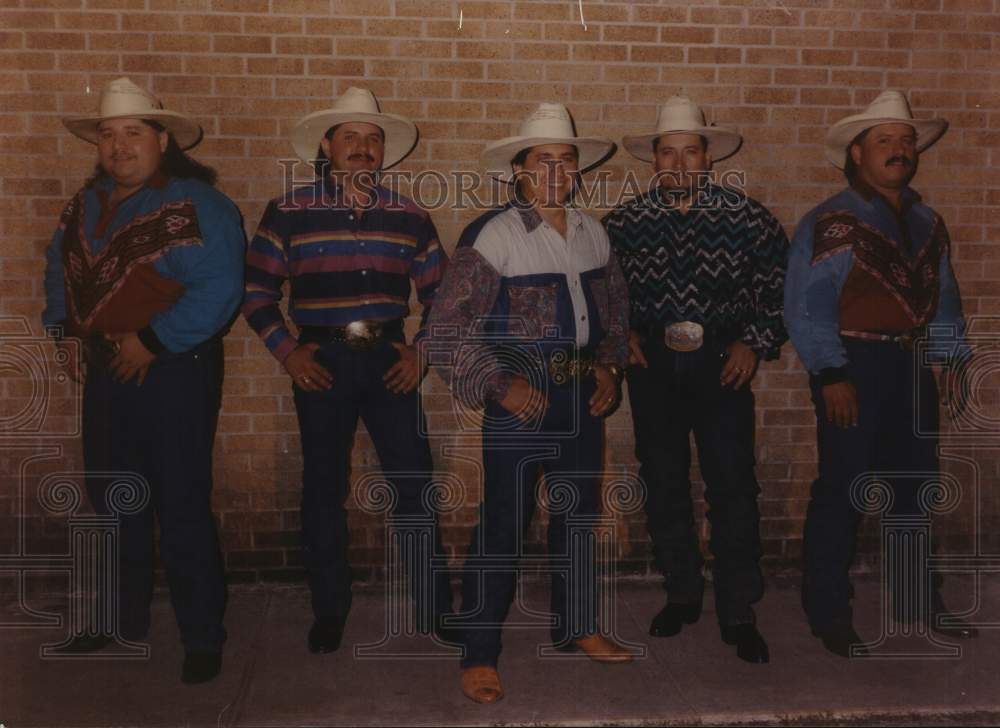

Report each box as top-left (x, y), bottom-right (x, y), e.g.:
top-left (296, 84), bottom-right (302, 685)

top-left (426, 103), bottom-right (632, 704)
top-left (602, 96), bottom-right (788, 664)
top-left (785, 90), bottom-right (977, 656)
top-left (42, 78), bottom-right (244, 683)
top-left (242, 88), bottom-right (453, 654)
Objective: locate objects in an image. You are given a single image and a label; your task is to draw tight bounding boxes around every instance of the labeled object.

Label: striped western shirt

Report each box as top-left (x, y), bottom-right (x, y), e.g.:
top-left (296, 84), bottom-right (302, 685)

top-left (243, 180), bottom-right (448, 362)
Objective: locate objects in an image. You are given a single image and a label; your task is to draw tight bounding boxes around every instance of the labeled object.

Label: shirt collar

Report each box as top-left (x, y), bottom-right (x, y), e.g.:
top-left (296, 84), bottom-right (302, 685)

top-left (516, 204), bottom-right (583, 234)
top-left (849, 177), bottom-right (921, 214)
top-left (648, 181), bottom-right (725, 210)
top-left (319, 179), bottom-right (389, 210)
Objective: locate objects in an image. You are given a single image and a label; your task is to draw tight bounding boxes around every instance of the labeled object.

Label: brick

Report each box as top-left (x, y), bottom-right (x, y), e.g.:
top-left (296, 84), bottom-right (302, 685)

top-left (278, 36), bottom-right (334, 55)
top-left (122, 13), bottom-right (179, 31)
top-left (25, 32), bottom-right (85, 50)
top-left (601, 25), bottom-right (657, 43)
top-left (632, 7), bottom-right (687, 24)
top-left (572, 43), bottom-right (626, 62)
top-left (513, 3), bottom-right (569, 21)
top-left (801, 49), bottom-right (853, 66)
top-left (689, 47), bottom-right (742, 64)
top-left (630, 45), bottom-right (684, 64)
top-left (55, 12), bottom-right (117, 30)
top-left (153, 34), bottom-right (211, 52)
top-left (661, 26), bottom-right (715, 44)
top-left (247, 57), bottom-right (305, 76)
top-left (717, 27), bottom-right (773, 45)
top-left (213, 35), bottom-right (272, 54)
top-left (336, 38), bottom-right (390, 56)
top-left (513, 42), bottom-right (569, 61)
top-left (243, 15), bottom-right (302, 34)
top-left (308, 58), bottom-right (365, 76)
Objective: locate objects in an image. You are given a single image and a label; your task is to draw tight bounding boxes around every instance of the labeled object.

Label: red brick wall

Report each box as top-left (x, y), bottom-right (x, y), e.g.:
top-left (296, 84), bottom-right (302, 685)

top-left (2, 0), bottom-right (999, 587)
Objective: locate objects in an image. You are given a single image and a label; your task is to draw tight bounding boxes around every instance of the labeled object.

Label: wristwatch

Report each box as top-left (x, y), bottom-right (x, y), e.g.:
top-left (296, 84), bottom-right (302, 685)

top-left (605, 363), bottom-right (624, 383)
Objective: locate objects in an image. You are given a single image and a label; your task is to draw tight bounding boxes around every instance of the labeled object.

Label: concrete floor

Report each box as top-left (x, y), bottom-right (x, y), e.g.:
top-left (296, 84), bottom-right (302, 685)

top-left (2, 575), bottom-right (998, 727)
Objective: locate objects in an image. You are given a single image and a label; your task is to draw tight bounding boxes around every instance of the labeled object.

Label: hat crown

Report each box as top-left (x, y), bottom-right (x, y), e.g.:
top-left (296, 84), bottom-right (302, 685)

top-left (96, 77), bottom-right (163, 118)
top-left (861, 89), bottom-right (914, 122)
top-left (655, 96), bottom-right (708, 134)
top-left (331, 86), bottom-right (382, 115)
top-left (517, 103), bottom-right (578, 140)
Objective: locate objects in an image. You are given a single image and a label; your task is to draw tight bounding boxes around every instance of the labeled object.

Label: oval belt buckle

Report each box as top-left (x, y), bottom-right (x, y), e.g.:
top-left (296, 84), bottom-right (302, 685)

top-left (345, 320), bottom-right (377, 351)
top-left (665, 321), bottom-right (704, 352)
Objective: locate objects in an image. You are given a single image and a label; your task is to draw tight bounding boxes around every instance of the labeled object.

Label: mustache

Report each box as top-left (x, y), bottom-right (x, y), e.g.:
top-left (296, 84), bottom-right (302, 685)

top-left (348, 153), bottom-right (376, 162)
top-left (886, 156), bottom-right (912, 167)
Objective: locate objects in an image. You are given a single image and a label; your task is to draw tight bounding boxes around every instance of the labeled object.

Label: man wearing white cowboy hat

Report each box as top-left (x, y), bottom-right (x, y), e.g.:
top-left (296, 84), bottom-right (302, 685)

top-left (242, 87), bottom-right (454, 655)
top-left (603, 95), bottom-right (789, 664)
top-left (426, 102), bottom-right (632, 704)
top-left (42, 77), bottom-right (245, 683)
top-left (785, 89), bottom-right (976, 657)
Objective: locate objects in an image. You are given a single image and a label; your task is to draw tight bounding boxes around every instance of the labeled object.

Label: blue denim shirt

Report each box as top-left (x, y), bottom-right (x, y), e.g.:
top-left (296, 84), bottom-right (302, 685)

top-left (784, 184), bottom-right (966, 374)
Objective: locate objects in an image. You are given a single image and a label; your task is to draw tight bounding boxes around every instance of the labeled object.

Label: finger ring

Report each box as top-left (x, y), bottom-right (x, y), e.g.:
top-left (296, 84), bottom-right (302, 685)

top-left (302, 376), bottom-right (311, 383)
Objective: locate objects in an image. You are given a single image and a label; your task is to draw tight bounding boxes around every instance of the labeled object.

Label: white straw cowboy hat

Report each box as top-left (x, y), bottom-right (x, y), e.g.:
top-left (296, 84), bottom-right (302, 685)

top-left (481, 103), bottom-right (615, 181)
top-left (825, 90), bottom-right (948, 169)
top-left (622, 96), bottom-right (742, 162)
top-left (290, 86), bottom-right (418, 170)
top-left (62, 77), bottom-right (203, 150)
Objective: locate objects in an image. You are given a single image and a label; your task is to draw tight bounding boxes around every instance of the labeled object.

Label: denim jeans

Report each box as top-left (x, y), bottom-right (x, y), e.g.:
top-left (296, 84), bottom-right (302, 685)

top-left (293, 334), bottom-right (452, 629)
top-left (82, 337), bottom-right (227, 652)
top-left (460, 377), bottom-right (604, 668)
top-left (626, 336), bottom-right (763, 626)
top-left (804, 337), bottom-right (941, 628)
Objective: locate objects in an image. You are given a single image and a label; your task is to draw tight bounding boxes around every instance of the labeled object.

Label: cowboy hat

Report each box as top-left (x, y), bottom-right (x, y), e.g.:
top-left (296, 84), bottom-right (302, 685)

top-left (62, 77), bottom-right (202, 150)
top-left (481, 103), bottom-right (615, 181)
top-left (290, 86), bottom-right (418, 170)
top-left (622, 96), bottom-right (742, 162)
top-left (825, 90), bottom-right (948, 168)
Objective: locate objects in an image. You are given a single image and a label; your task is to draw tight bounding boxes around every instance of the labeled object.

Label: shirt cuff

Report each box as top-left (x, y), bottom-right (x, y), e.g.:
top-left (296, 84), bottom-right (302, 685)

top-left (818, 366), bottom-right (850, 386)
top-left (137, 325), bottom-right (166, 355)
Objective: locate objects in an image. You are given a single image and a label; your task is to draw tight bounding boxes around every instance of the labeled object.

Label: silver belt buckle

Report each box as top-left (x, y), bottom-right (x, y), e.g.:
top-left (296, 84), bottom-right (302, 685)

top-left (345, 320), bottom-right (380, 351)
top-left (664, 321), bottom-right (704, 352)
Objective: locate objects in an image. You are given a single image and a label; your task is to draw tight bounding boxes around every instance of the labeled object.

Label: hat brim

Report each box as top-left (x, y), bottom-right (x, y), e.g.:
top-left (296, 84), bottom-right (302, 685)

top-left (62, 111), bottom-right (203, 151)
top-left (622, 127), bottom-right (742, 163)
top-left (290, 110), bottom-right (418, 170)
top-left (825, 117), bottom-right (948, 168)
top-left (481, 135), bottom-right (616, 181)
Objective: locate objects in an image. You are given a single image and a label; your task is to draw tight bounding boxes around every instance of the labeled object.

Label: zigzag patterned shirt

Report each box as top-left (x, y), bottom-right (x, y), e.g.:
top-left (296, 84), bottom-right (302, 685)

top-left (602, 184), bottom-right (789, 360)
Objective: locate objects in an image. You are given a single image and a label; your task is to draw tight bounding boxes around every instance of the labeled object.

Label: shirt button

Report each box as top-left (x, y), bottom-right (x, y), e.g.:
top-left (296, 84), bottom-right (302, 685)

top-left (581, 316), bottom-right (587, 321)
top-left (360, 241), bottom-right (365, 247)
top-left (348, 214), bottom-right (354, 220)
top-left (361, 270), bottom-right (367, 276)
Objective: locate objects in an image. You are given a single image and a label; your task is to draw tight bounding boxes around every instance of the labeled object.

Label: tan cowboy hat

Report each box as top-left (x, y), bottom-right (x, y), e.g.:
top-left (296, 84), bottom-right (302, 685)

top-left (62, 77), bottom-right (202, 150)
top-left (481, 103), bottom-right (615, 181)
top-left (622, 96), bottom-right (742, 162)
top-left (825, 90), bottom-right (948, 169)
top-left (290, 86), bottom-right (418, 170)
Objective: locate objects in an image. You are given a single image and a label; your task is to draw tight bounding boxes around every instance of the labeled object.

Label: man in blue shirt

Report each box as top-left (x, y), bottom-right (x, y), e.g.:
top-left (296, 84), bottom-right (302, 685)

top-left (785, 90), bottom-right (977, 656)
top-left (43, 78), bottom-right (245, 683)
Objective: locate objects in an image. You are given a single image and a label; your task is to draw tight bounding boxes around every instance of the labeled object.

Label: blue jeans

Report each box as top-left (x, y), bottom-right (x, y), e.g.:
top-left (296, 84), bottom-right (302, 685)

top-left (626, 337), bottom-right (763, 626)
top-left (82, 337), bottom-right (227, 652)
top-left (293, 335), bottom-right (452, 629)
top-left (460, 378), bottom-right (604, 668)
top-left (804, 337), bottom-right (941, 628)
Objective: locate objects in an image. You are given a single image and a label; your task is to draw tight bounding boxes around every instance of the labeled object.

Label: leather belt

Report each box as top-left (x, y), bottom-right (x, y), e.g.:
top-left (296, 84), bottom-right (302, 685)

top-left (841, 327), bottom-right (926, 352)
top-left (299, 318), bottom-right (404, 351)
